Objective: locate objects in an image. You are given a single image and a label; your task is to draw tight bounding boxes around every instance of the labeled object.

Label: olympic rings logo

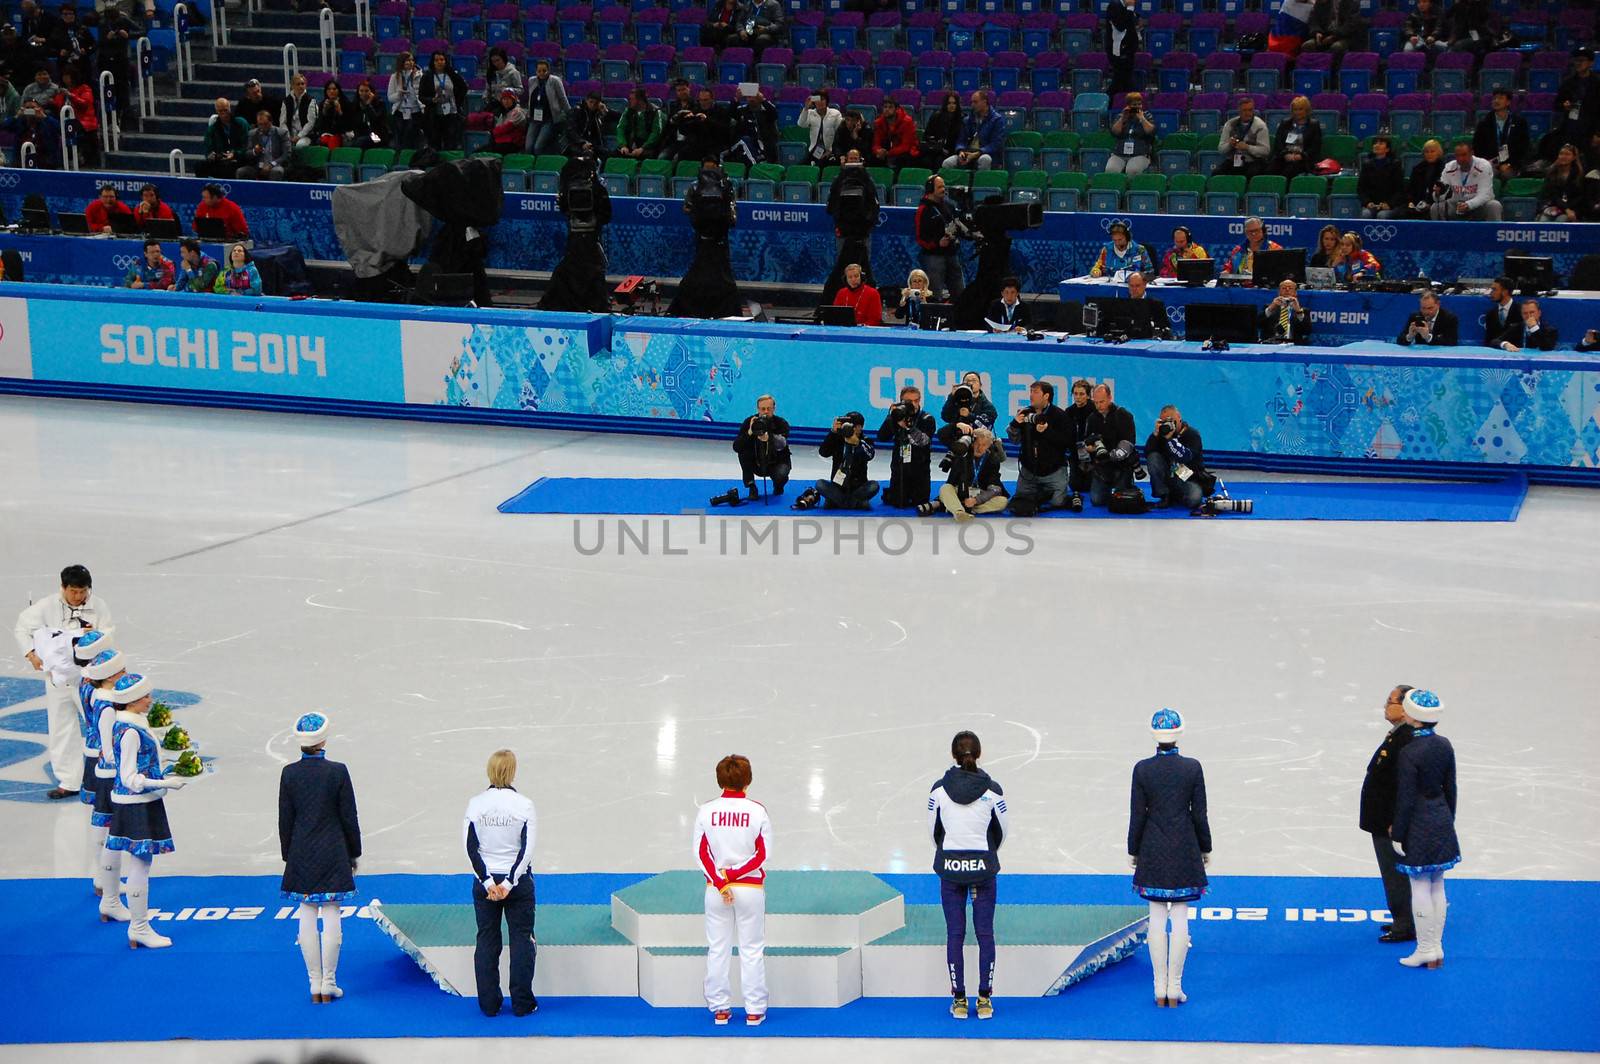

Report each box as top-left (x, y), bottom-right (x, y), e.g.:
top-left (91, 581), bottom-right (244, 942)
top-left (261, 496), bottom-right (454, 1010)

top-left (111, 255), bottom-right (141, 270)
top-left (1165, 305), bottom-right (1185, 323)
top-left (1362, 224), bottom-right (1397, 243)
top-left (636, 202), bottom-right (666, 219)
top-left (0, 172), bottom-right (21, 189)
top-left (1101, 216), bottom-right (1133, 233)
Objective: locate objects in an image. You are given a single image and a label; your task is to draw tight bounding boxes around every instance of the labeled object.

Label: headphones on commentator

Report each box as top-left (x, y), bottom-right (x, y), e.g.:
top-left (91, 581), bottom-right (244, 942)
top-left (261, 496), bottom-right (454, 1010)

top-left (924, 173), bottom-right (939, 194)
top-left (1173, 225), bottom-right (1192, 241)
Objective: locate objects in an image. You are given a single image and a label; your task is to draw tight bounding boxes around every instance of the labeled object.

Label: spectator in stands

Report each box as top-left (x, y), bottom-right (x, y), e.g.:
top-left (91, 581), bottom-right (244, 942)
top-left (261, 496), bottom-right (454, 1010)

top-left (523, 58), bottom-right (568, 156)
top-left (124, 238), bottom-right (174, 291)
top-left (0, 75), bottom-right (17, 124)
top-left (702, 0), bottom-right (741, 49)
top-left (1331, 231), bottom-right (1380, 282)
top-left (833, 263), bottom-right (883, 326)
top-left (944, 90), bottom-right (1005, 171)
top-left (387, 52), bottom-right (423, 151)
top-left (194, 183), bottom-right (249, 240)
top-left (1472, 88), bottom-right (1531, 181)
top-left (135, 183), bottom-right (175, 227)
top-left (7, 99), bottom-right (60, 168)
top-left (871, 98), bottom-right (919, 173)
top-left (21, 68), bottom-right (58, 114)
top-left (733, 0), bottom-right (786, 62)
top-left (1089, 220), bottom-right (1154, 277)
top-left (1358, 135), bottom-right (1406, 219)
top-left (1434, 141), bottom-right (1502, 220)
top-left (897, 268), bottom-right (931, 327)
top-left (313, 80), bottom-right (350, 149)
top-left (833, 109), bottom-right (871, 163)
top-left (798, 90), bottom-right (841, 166)
top-left (1269, 0), bottom-right (1314, 57)
top-left (984, 276), bottom-right (1030, 333)
top-left (727, 83), bottom-right (778, 165)
top-left (1446, 0), bottom-right (1499, 58)
top-left (215, 243), bottom-right (262, 296)
top-left (49, 5), bottom-right (94, 72)
top-left (1583, 133), bottom-right (1600, 221)
top-left (199, 97), bottom-right (250, 178)
top-left (348, 79), bottom-right (389, 149)
top-left (485, 87), bottom-right (526, 155)
top-left (57, 65), bottom-right (98, 167)
top-left (85, 185), bottom-right (131, 234)
top-left (238, 109), bottom-right (288, 180)
top-left (1222, 216), bottom-right (1283, 276)
top-left (1302, 0), bottom-right (1365, 62)
top-left (1397, 290), bottom-right (1459, 346)
top-left (1104, 0), bottom-right (1140, 97)
top-left (615, 88), bottom-right (662, 161)
top-left (1214, 97), bottom-right (1270, 179)
top-left (1538, 143), bottom-right (1586, 221)
top-left (1308, 223), bottom-right (1341, 267)
top-left (0, 27), bottom-right (23, 82)
top-left (921, 92), bottom-right (963, 170)
top-left (1551, 49), bottom-right (1598, 163)
top-left (235, 78), bottom-right (275, 127)
top-left (1496, 299), bottom-right (1557, 352)
top-left (1577, 328), bottom-right (1599, 353)
top-left (1402, 0), bottom-right (1447, 54)
top-left (420, 51), bottom-right (468, 151)
top-left (1483, 277), bottom-right (1519, 347)
top-left (96, 5), bottom-right (142, 122)
top-left (484, 47), bottom-right (521, 115)
top-left (1404, 138), bottom-right (1446, 218)
top-left (1106, 91), bottom-right (1156, 176)
top-left (175, 238), bottom-right (220, 293)
top-left (281, 72), bottom-right (319, 150)
top-left (1259, 278), bottom-right (1310, 343)
top-left (16, 1), bottom-right (55, 73)
top-left (1158, 225), bottom-right (1208, 278)
top-left (1270, 95), bottom-right (1322, 179)
top-left (567, 90), bottom-right (610, 161)
top-left (914, 175), bottom-right (963, 301)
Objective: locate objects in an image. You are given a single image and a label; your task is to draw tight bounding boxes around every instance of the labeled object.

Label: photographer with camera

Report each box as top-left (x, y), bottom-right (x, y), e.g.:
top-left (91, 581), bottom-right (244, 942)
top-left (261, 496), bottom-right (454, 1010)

top-left (914, 175), bottom-right (964, 302)
top-left (1397, 290), bottom-right (1459, 347)
top-left (1078, 384), bottom-right (1139, 508)
top-left (1107, 91), bottom-right (1157, 176)
top-left (1005, 380), bottom-right (1074, 516)
top-left (876, 386), bottom-right (937, 509)
top-left (920, 425), bottom-right (1007, 521)
top-left (732, 394), bottom-right (791, 500)
top-left (791, 413), bottom-right (878, 510)
top-left (1145, 406), bottom-right (1214, 511)
top-left (1065, 378), bottom-right (1094, 505)
top-left (940, 371), bottom-right (998, 433)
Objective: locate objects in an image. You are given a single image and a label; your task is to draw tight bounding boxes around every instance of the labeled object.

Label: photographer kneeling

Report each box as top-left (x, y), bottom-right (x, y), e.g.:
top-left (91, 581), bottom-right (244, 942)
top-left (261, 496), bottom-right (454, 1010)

top-left (1006, 380), bottom-right (1074, 515)
top-left (792, 412), bottom-right (879, 511)
top-left (732, 394), bottom-right (791, 499)
top-left (920, 425), bottom-right (1007, 522)
top-left (940, 372), bottom-right (998, 433)
top-left (1145, 406), bottom-right (1214, 511)
top-left (876, 386), bottom-right (937, 509)
top-left (1078, 384), bottom-right (1139, 508)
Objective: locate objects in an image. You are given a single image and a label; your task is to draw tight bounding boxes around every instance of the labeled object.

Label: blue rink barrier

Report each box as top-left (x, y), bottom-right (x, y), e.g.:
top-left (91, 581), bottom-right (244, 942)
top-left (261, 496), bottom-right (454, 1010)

top-left (0, 282), bottom-right (1596, 485)
top-left (0, 168), bottom-right (1597, 313)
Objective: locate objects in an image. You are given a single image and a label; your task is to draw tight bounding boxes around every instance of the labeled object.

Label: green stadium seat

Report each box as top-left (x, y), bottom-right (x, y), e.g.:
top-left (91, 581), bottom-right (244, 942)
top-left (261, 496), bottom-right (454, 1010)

top-left (1087, 171), bottom-right (1127, 211)
top-left (324, 146), bottom-right (362, 184)
top-left (1040, 130), bottom-right (1079, 174)
top-left (971, 169), bottom-right (1010, 202)
top-left (1156, 132), bottom-right (1197, 176)
top-left (1166, 173), bottom-right (1206, 214)
top-left (1003, 130), bottom-right (1043, 171)
top-left (781, 163), bottom-right (820, 202)
top-left (294, 145), bottom-right (330, 176)
top-left (635, 157), bottom-right (674, 197)
top-left (1046, 170), bottom-right (1088, 212)
top-left (1009, 169), bottom-right (1048, 203)
top-left (1245, 173), bottom-right (1287, 216)
top-left (1205, 173), bottom-right (1245, 215)
top-left (745, 161), bottom-right (785, 201)
top-left (1078, 131), bottom-right (1115, 172)
top-left (358, 147), bottom-right (395, 182)
top-left (1126, 172), bottom-right (1166, 212)
top-left (1285, 174), bottom-right (1326, 217)
top-left (1327, 175), bottom-right (1361, 218)
top-left (1501, 177), bottom-right (1543, 221)
top-left (893, 166), bottom-right (933, 207)
top-left (938, 166), bottom-right (973, 189)
top-left (602, 156), bottom-right (638, 196)
top-left (532, 154), bottom-right (566, 193)
top-left (1324, 134), bottom-right (1359, 169)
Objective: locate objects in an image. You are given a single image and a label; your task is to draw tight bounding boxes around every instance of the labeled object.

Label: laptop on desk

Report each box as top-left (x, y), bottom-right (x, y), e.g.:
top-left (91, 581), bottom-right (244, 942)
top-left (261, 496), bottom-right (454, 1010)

top-left (1304, 266), bottom-right (1336, 289)
top-left (56, 212), bottom-right (91, 234)
top-left (1174, 257), bottom-right (1214, 286)
top-left (144, 217), bottom-right (181, 238)
top-left (108, 212), bottom-right (141, 236)
top-left (194, 216), bottom-right (228, 240)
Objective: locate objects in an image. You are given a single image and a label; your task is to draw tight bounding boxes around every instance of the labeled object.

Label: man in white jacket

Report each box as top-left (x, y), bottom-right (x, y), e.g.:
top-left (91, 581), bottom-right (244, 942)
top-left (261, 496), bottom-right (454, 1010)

top-left (797, 91), bottom-right (841, 165)
top-left (13, 565), bottom-right (115, 798)
top-left (1431, 142), bottom-right (1503, 220)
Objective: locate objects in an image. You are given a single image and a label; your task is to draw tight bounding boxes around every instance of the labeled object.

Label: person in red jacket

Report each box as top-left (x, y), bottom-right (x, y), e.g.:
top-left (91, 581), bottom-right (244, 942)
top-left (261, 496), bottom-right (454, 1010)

top-left (871, 98), bottom-right (920, 173)
top-left (85, 184), bottom-right (133, 234)
top-left (57, 65), bottom-right (98, 167)
top-left (832, 263), bottom-right (883, 326)
top-left (192, 183), bottom-right (250, 240)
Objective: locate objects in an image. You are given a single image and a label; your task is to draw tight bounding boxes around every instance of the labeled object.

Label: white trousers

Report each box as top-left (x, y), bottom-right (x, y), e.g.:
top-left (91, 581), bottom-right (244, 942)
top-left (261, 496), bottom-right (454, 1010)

top-left (703, 885), bottom-right (767, 1014)
top-left (45, 681), bottom-right (83, 791)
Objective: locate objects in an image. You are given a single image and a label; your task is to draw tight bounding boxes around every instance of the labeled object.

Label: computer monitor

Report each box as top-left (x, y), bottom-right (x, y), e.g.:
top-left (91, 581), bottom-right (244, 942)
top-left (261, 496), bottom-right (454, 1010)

top-left (194, 216), bottom-right (228, 240)
top-left (57, 212), bottom-right (91, 235)
top-left (144, 217), bottom-right (181, 238)
top-left (1175, 257), bottom-right (1214, 285)
top-left (1503, 254), bottom-right (1555, 294)
top-left (1252, 247), bottom-right (1306, 288)
top-left (1184, 302), bottom-right (1260, 344)
top-left (919, 302), bottom-right (955, 330)
top-left (1086, 297), bottom-right (1148, 338)
top-left (108, 211), bottom-right (141, 235)
top-left (20, 206), bottom-right (51, 232)
top-left (814, 304), bottom-right (857, 327)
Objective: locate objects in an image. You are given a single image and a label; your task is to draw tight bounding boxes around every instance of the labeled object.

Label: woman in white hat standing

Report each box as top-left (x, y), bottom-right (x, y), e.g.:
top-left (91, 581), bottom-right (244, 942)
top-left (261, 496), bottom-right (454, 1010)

top-left (105, 673), bottom-right (186, 949)
top-left (79, 646), bottom-right (129, 921)
top-left (1128, 708), bottom-right (1212, 1007)
top-left (1390, 689), bottom-right (1458, 970)
top-left (278, 712), bottom-right (363, 1003)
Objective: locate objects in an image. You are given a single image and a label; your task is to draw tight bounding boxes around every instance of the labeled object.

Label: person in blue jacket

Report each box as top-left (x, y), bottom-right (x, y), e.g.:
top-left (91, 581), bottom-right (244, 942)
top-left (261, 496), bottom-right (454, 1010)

top-left (1390, 689), bottom-right (1458, 970)
top-left (941, 90), bottom-right (1006, 171)
top-left (929, 730), bottom-right (1007, 1021)
top-left (1128, 708), bottom-right (1211, 1006)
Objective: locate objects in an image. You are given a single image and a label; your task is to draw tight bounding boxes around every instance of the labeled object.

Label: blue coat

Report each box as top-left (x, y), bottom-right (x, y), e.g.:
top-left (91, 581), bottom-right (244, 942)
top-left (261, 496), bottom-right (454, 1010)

top-left (278, 753), bottom-right (362, 900)
top-left (1128, 750), bottom-right (1211, 900)
top-left (1391, 730), bottom-right (1459, 874)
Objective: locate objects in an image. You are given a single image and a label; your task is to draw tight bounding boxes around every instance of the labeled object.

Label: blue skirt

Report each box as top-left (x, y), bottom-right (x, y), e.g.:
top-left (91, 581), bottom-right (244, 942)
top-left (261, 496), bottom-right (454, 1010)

top-left (79, 756), bottom-right (99, 807)
top-left (282, 890), bottom-right (358, 903)
top-left (88, 768), bottom-right (115, 829)
top-left (107, 799), bottom-right (175, 858)
top-left (1135, 883), bottom-right (1207, 902)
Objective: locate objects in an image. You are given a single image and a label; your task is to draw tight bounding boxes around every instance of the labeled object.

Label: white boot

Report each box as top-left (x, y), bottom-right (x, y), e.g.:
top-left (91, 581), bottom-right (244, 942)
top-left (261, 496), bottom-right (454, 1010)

top-left (1431, 900), bottom-right (1446, 968)
top-left (126, 863), bottom-right (171, 950)
top-left (1399, 909), bottom-right (1434, 968)
top-left (1147, 903), bottom-right (1169, 1006)
top-left (96, 850), bottom-right (129, 923)
top-left (319, 903), bottom-right (344, 1000)
top-left (298, 926), bottom-right (323, 1001)
top-left (1167, 921), bottom-right (1190, 1005)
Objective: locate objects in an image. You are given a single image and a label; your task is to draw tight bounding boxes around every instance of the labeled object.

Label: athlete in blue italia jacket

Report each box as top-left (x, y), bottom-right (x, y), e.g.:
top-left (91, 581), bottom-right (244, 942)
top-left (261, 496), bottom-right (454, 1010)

top-left (928, 730), bottom-right (1008, 1021)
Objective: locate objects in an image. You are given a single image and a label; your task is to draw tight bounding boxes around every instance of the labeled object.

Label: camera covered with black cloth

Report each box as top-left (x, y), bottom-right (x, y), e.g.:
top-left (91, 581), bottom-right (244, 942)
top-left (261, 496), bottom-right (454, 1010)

top-left (557, 152), bottom-right (612, 235)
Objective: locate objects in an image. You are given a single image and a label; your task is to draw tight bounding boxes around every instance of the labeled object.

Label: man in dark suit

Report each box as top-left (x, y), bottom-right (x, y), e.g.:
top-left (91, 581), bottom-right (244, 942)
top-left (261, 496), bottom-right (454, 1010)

top-left (1396, 291), bottom-right (1459, 346)
top-left (1471, 87), bottom-right (1532, 180)
top-left (983, 276), bottom-right (1032, 333)
top-left (1496, 298), bottom-right (1560, 352)
top-left (1259, 278), bottom-right (1311, 343)
top-left (1360, 684), bottom-right (1418, 943)
top-left (1483, 277), bottom-right (1519, 347)
top-left (1121, 271), bottom-right (1172, 339)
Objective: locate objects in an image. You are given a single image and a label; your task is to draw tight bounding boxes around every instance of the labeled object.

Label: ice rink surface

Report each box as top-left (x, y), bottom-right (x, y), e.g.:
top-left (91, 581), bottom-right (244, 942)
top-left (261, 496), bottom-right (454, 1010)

top-left (1, 394), bottom-right (1597, 1063)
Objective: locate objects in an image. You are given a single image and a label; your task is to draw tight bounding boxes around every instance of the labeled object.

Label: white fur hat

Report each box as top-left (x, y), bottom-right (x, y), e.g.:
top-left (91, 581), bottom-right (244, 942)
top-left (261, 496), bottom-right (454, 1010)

top-left (1150, 707), bottom-right (1184, 742)
top-left (73, 630), bottom-right (113, 663)
top-left (294, 711), bottom-right (331, 746)
top-left (81, 649), bottom-right (127, 682)
top-left (108, 673), bottom-right (154, 705)
top-left (1404, 689), bottom-right (1443, 724)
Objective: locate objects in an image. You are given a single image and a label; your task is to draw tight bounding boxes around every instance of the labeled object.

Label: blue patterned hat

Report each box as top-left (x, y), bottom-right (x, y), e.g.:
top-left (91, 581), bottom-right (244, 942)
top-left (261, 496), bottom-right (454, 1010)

top-left (1150, 707), bottom-right (1184, 742)
top-left (73, 629), bottom-right (113, 663)
top-left (294, 712), bottom-right (330, 746)
top-left (108, 672), bottom-right (154, 705)
top-left (1403, 689), bottom-right (1443, 724)
top-left (82, 649), bottom-right (127, 682)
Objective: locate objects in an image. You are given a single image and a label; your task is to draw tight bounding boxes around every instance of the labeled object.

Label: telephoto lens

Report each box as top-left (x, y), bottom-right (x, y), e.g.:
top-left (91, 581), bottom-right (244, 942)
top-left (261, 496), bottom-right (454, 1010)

top-left (1204, 497), bottom-right (1253, 514)
top-left (710, 488), bottom-right (743, 507)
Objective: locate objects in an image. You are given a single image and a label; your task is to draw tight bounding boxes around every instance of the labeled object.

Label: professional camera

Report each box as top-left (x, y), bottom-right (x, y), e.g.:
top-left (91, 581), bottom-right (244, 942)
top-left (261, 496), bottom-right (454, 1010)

top-left (890, 400), bottom-right (917, 425)
top-left (939, 433), bottom-right (974, 472)
top-left (1201, 496), bottom-right (1253, 515)
top-left (749, 414), bottom-right (772, 436)
top-left (1157, 417), bottom-right (1179, 434)
top-left (709, 487), bottom-right (744, 506)
top-left (1079, 434), bottom-right (1110, 464)
top-left (560, 154), bottom-right (601, 234)
top-left (1019, 406), bottom-right (1049, 426)
top-left (948, 385), bottom-right (975, 417)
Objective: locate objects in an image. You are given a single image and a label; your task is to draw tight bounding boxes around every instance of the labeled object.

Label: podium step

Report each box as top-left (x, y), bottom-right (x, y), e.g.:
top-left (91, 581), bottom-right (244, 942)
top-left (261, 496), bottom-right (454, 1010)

top-left (640, 945), bottom-right (864, 1008)
top-left (612, 870), bottom-right (904, 948)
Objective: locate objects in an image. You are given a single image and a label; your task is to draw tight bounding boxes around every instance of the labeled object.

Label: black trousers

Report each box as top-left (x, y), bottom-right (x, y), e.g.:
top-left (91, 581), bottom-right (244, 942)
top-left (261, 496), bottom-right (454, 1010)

top-left (1371, 832), bottom-right (1414, 934)
top-left (738, 451), bottom-right (790, 490)
top-left (473, 875), bottom-right (537, 1016)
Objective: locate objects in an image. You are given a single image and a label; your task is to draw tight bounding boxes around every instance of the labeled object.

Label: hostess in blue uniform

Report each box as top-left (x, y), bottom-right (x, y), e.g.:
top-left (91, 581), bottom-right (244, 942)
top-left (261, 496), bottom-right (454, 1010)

top-left (1390, 689), bottom-right (1458, 970)
top-left (80, 648), bottom-right (130, 921)
top-left (105, 673), bottom-right (187, 949)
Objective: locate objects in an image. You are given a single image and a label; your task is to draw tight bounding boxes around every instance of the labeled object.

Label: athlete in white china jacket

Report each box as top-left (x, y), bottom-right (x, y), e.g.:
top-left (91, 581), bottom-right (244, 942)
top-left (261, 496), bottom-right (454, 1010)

top-left (693, 754), bottom-right (772, 1026)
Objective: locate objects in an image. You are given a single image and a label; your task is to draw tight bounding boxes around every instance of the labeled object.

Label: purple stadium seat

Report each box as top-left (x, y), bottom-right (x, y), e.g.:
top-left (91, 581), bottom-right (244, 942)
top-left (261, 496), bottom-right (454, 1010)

top-left (915, 49), bottom-right (953, 94)
top-left (415, 37), bottom-right (449, 60)
top-left (891, 86), bottom-right (921, 110)
top-left (1235, 11), bottom-right (1270, 35)
top-left (378, 36), bottom-right (412, 54)
top-left (1247, 51), bottom-right (1288, 94)
top-left (1158, 50), bottom-right (1196, 93)
top-left (852, 86), bottom-right (885, 109)
top-left (1432, 50), bottom-right (1474, 93)
top-left (990, 50), bottom-right (1026, 92)
top-left (1200, 50), bottom-right (1241, 93)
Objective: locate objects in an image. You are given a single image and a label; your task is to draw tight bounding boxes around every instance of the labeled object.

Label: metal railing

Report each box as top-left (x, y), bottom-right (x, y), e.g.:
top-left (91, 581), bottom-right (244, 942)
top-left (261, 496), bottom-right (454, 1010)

top-left (211, 0), bottom-right (230, 49)
top-left (58, 103), bottom-right (80, 171)
top-left (135, 36), bottom-right (156, 121)
top-left (318, 7), bottom-right (336, 72)
top-left (169, 148), bottom-right (188, 175)
top-left (98, 70), bottom-right (122, 156)
top-left (282, 42), bottom-right (301, 95)
top-left (172, 3), bottom-right (195, 84)
top-left (353, 0), bottom-right (372, 38)
top-left (19, 141), bottom-right (35, 169)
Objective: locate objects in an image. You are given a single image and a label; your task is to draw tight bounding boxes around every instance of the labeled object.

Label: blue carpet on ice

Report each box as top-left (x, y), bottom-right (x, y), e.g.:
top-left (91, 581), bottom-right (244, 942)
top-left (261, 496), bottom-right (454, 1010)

top-left (0, 873), bottom-right (1589, 1050)
top-left (498, 477), bottom-right (1526, 522)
